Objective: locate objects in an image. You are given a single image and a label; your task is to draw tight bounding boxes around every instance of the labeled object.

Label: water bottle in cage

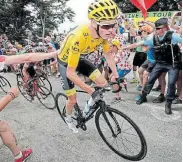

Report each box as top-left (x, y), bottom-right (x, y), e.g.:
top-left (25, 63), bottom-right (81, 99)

top-left (83, 97), bottom-right (95, 117)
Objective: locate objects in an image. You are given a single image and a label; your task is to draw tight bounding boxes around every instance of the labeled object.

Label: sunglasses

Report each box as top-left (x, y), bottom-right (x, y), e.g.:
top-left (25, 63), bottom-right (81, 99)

top-left (141, 30), bottom-right (147, 32)
top-left (156, 27), bottom-right (163, 30)
top-left (98, 23), bottom-right (117, 30)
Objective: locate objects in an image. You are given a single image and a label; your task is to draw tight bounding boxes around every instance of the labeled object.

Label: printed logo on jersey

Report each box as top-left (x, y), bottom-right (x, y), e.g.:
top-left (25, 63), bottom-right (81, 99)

top-left (72, 41), bottom-right (80, 53)
top-left (83, 33), bottom-right (88, 37)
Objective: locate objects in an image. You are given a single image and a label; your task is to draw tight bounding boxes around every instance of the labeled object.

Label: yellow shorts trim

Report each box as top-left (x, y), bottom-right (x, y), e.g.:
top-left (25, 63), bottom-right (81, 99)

top-left (89, 69), bottom-right (101, 81)
top-left (64, 88), bottom-right (76, 97)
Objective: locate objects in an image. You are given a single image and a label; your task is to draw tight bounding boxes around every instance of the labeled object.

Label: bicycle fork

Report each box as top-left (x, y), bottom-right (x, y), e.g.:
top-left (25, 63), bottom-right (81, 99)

top-left (100, 102), bottom-right (121, 137)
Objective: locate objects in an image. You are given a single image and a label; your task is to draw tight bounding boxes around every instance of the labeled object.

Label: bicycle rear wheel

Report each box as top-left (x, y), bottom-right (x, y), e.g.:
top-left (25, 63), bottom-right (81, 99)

top-left (36, 85), bottom-right (56, 109)
top-left (95, 105), bottom-right (147, 161)
top-left (16, 74), bottom-right (32, 102)
top-left (55, 93), bottom-right (68, 123)
top-left (0, 76), bottom-right (11, 93)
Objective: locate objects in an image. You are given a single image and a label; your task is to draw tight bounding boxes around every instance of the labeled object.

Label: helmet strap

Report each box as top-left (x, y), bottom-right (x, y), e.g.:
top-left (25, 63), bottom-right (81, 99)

top-left (95, 24), bottom-right (101, 38)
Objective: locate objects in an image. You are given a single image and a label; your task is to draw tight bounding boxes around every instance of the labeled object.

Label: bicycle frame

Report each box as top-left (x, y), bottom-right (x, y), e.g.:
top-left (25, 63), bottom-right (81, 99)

top-left (74, 90), bottom-right (121, 134)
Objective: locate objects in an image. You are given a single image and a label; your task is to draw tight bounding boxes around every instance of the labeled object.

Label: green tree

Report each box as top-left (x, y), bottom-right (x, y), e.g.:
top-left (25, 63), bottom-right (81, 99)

top-left (0, 0), bottom-right (75, 43)
top-left (114, 0), bottom-right (179, 13)
top-left (31, 0), bottom-right (75, 41)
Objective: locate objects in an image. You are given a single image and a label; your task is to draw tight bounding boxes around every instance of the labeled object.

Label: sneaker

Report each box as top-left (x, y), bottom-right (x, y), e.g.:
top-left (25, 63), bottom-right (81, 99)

top-left (153, 94), bottom-right (165, 103)
top-left (136, 95), bottom-right (147, 105)
top-left (65, 118), bottom-right (78, 133)
top-left (165, 102), bottom-right (172, 115)
top-left (136, 85), bottom-right (142, 91)
top-left (130, 78), bottom-right (138, 84)
top-left (15, 148), bottom-right (32, 162)
top-left (152, 86), bottom-right (161, 92)
top-left (135, 95), bottom-right (140, 101)
top-left (172, 98), bottom-right (182, 104)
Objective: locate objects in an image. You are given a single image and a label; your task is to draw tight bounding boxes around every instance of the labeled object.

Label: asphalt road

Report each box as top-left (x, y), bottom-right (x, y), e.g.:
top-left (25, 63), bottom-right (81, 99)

top-left (0, 71), bottom-right (182, 162)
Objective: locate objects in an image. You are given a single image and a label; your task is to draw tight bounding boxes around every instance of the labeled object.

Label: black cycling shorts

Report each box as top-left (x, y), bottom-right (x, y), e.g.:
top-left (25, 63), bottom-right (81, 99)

top-left (58, 58), bottom-right (101, 96)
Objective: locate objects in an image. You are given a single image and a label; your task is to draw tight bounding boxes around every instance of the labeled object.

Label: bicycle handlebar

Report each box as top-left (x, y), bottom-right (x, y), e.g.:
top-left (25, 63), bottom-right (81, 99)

top-left (94, 78), bottom-right (124, 94)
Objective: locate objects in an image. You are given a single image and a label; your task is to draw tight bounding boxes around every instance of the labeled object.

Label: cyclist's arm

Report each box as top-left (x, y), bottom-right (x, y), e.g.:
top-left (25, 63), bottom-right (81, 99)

top-left (4, 50), bottom-right (59, 65)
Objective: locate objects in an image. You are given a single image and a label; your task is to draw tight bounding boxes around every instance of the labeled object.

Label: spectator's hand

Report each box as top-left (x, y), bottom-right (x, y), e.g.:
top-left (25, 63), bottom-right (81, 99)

top-left (8, 87), bottom-right (19, 98)
top-left (172, 12), bottom-right (179, 18)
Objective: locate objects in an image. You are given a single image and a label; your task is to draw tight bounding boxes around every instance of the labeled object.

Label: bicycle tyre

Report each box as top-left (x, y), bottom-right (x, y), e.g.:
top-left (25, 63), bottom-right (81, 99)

top-left (36, 85), bottom-right (56, 109)
top-left (55, 93), bottom-right (68, 124)
top-left (0, 76), bottom-right (11, 93)
top-left (38, 75), bottom-right (52, 92)
top-left (95, 106), bottom-right (147, 161)
top-left (16, 74), bottom-right (32, 102)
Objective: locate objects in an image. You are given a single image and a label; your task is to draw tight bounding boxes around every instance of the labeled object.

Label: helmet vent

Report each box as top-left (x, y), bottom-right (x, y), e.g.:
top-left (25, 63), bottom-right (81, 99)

top-left (104, 9), bottom-right (111, 17)
top-left (99, 2), bottom-right (105, 7)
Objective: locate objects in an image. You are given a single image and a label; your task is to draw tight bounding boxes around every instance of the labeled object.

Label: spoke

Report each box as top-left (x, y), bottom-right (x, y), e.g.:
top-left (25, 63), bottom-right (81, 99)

top-left (122, 126), bottom-right (134, 132)
top-left (122, 131), bottom-right (138, 137)
top-left (121, 135), bottom-right (140, 152)
top-left (119, 135), bottom-right (128, 155)
top-left (119, 135), bottom-right (134, 155)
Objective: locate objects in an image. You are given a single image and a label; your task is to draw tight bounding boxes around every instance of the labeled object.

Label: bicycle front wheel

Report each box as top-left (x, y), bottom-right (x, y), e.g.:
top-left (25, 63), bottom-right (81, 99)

top-left (38, 75), bottom-right (52, 92)
top-left (55, 93), bottom-right (68, 124)
top-left (0, 76), bottom-right (11, 93)
top-left (36, 85), bottom-right (56, 109)
top-left (95, 106), bottom-right (147, 161)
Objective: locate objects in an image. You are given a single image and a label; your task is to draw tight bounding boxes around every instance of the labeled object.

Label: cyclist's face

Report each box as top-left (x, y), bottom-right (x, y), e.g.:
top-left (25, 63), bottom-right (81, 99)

top-left (98, 20), bottom-right (118, 39)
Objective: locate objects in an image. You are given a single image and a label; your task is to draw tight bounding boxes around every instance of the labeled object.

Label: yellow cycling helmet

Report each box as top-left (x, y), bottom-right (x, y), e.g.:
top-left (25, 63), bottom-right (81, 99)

top-left (111, 39), bottom-right (120, 49)
top-left (88, 0), bottom-right (119, 22)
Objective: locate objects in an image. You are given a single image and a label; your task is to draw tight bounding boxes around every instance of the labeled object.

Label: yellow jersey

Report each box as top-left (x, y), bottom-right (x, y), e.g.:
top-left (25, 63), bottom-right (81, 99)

top-left (58, 24), bottom-right (110, 68)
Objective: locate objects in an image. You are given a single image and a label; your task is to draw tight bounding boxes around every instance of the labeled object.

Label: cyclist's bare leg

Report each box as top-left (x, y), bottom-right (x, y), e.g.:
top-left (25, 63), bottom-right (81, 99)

top-left (66, 94), bottom-right (77, 116)
top-left (0, 120), bottom-right (20, 156)
top-left (22, 65), bottom-right (30, 88)
top-left (93, 74), bottom-right (108, 87)
top-left (65, 94), bottom-right (78, 133)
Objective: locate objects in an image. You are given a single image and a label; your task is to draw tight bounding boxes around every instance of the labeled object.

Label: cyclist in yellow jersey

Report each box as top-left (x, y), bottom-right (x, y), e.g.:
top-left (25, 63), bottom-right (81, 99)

top-left (57, 0), bottom-right (120, 133)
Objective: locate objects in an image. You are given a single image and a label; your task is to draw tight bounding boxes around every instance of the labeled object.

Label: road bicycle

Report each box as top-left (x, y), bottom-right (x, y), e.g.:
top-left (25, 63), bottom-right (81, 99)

top-left (17, 74), bottom-right (56, 109)
top-left (56, 81), bottom-right (147, 161)
top-left (0, 75), bottom-right (11, 93)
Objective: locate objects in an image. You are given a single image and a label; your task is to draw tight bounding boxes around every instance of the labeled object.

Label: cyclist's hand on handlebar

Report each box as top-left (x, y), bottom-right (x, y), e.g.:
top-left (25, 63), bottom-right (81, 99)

top-left (115, 78), bottom-right (124, 85)
top-left (88, 87), bottom-right (95, 96)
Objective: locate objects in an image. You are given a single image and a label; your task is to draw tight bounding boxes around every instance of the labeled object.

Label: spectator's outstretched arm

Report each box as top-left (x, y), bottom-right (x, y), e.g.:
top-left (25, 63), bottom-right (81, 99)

top-left (170, 12), bottom-right (181, 30)
top-left (4, 50), bottom-right (59, 65)
top-left (0, 88), bottom-right (18, 112)
top-left (123, 41), bottom-right (144, 50)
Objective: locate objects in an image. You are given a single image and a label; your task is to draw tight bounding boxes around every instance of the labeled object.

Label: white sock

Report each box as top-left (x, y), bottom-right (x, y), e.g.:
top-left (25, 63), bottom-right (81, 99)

top-left (66, 114), bottom-right (72, 122)
top-left (133, 71), bottom-right (137, 79)
top-left (15, 151), bottom-right (22, 159)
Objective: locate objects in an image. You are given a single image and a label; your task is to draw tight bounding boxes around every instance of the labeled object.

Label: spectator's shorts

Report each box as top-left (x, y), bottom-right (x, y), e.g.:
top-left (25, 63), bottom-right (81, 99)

top-left (133, 52), bottom-right (147, 67)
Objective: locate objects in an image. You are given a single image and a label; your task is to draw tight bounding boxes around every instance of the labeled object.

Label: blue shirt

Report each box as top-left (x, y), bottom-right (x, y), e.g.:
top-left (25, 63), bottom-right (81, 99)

top-left (141, 32), bottom-right (182, 63)
top-left (142, 32), bottom-right (182, 48)
top-left (119, 27), bottom-right (125, 34)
